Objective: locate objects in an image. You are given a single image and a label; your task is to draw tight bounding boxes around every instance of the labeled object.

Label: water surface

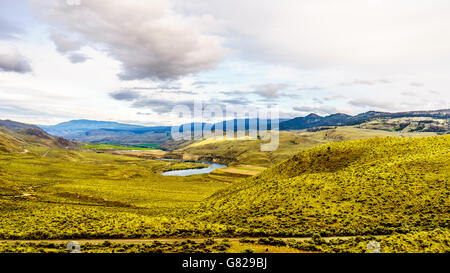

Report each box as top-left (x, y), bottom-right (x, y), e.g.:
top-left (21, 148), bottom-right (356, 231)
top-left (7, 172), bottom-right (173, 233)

top-left (161, 160), bottom-right (226, 176)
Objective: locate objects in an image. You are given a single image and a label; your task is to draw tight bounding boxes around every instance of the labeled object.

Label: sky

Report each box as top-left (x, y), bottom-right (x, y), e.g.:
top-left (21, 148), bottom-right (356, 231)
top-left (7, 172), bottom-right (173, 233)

top-left (0, 0), bottom-right (449, 126)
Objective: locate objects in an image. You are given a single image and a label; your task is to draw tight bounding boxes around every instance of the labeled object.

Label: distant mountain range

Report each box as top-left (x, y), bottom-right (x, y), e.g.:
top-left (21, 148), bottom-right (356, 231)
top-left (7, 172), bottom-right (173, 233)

top-left (39, 119), bottom-right (171, 136)
top-left (1, 109), bottom-right (448, 145)
top-left (37, 120), bottom-right (172, 145)
top-left (37, 118), bottom-right (289, 144)
top-left (279, 109), bottom-right (449, 130)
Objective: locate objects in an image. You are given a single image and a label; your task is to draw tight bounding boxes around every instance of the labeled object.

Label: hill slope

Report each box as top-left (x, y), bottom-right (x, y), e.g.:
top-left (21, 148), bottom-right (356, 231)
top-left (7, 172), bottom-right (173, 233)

top-left (173, 127), bottom-right (439, 166)
top-left (197, 135), bottom-right (450, 236)
top-left (280, 109), bottom-right (449, 130)
top-left (0, 128), bottom-right (24, 153)
top-left (0, 120), bottom-right (75, 150)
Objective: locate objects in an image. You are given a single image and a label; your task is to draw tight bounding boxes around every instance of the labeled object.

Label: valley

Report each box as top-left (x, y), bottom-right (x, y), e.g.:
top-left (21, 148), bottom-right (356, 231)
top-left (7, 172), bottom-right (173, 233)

top-left (0, 112), bottom-right (449, 253)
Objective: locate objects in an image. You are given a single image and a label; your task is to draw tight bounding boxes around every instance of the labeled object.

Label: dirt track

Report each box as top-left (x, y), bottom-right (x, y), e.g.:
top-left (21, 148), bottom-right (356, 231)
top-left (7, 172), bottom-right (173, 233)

top-left (0, 235), bottom-right (384, 245)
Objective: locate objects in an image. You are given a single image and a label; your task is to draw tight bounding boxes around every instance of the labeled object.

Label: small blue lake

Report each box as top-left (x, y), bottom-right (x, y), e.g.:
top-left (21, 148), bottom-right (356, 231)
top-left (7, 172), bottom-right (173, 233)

top-left (160, 160), bottom-right (226, 176)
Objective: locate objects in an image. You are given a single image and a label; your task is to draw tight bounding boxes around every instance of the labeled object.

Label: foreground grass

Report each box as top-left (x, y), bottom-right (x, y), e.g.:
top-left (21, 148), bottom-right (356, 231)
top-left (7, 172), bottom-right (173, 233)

top-left (197, 135), bottom-right (450, 237)
top-left (0, 133), bottom-right (449, 253)
top-left (0, 229), bottom-right (448, 253)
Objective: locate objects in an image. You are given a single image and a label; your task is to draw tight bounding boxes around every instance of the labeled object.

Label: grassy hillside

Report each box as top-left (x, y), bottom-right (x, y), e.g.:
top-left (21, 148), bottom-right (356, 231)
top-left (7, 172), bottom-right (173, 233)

top-left (1, 122), bottom-right (448, 253)
top-left (0, 124), bottom-right (75, 152)
top-left (279, 109), bottom-right (449, 130)
top-left (175, 127), bottom-right (439, 167)
top-left (356, 117), bottom-right (449, 132)
top-left (197, 135), bottom-right (450, 237)
top-left (0, 144), bottom-right (236, 239)
top-left (0, 129), bottom-right (24, 153)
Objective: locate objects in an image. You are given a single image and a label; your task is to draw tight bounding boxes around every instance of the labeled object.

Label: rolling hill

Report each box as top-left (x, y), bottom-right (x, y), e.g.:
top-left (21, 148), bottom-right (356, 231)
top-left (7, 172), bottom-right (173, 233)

top-left (172, 127), bottom-right (439, 166)
top-left (0, 120), bottom-right (76, 151)
top-left (279, 109), bottom-right (449, 130)
top-left (0, 128), bottom-right (24, 153)
top-left (196, 135), bottom-right (450, 236)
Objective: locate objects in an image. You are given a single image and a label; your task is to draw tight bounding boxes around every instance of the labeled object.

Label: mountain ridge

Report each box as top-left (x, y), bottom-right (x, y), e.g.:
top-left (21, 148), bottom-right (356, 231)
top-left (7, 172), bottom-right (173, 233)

top-left (0, 119), bottom-right (76, 150)
top-left (280, 109), bottom-right (449, 130)
top-left (5, 109), bottom-right (446, 144)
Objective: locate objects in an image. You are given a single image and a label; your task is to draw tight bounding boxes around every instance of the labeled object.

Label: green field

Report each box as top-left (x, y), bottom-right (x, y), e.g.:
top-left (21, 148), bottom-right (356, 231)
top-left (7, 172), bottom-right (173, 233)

top-left (99, 142), bottom-right (160, 148)
top-left (81, 144), bottom-right (160, 151)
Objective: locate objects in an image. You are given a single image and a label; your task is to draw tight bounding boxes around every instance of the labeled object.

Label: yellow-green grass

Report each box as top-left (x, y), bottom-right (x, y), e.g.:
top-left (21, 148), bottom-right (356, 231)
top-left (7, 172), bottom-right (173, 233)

top-left (0, 229), bottom-right (448, 253)
top-left (1, 132), bottom-right (449, 251)
top-left (356, 117), bottom-right (449, 132)
top-left (0, 148), bottom-right (236, 239)
top-left (0, 239), bottom-right (307, 253)
top-left (197, 135), bottom-right (450, 237)
top-left (219, 165), bottom-right (267, 176)
top-left (0, 130), bottom-right (24, 153)
top-left (176, 127), bottom-right (439, 167)
top-left (0, 148), bottom-right (219, 208)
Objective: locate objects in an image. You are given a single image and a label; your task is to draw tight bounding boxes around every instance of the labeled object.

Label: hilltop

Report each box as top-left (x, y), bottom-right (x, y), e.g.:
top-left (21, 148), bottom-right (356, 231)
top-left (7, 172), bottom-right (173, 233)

top-left (34, 109), bottom-right (449, 145)
top-left (173, 127), bottom-right (439, 166)
top-left (197, 135), bottom-right (450, 236)
top-left (39, 119), bottom-right (146, 133)
top-left (279, 109), bottom-right (449, 130)
top-left (0, 120), bottom-right (76, 152)
top-left (39, 119), bottom-right (172, 145)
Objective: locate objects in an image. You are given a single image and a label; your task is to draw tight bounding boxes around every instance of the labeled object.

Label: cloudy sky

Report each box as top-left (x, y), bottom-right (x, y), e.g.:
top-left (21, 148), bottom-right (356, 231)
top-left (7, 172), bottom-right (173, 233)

top-left (0, 0), bottom-right (449, 125)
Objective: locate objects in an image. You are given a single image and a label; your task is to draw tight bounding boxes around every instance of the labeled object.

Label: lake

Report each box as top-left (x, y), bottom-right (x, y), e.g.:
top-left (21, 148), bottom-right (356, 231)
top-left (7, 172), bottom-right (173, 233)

top-left (161, 160), bottom-right (227, 176)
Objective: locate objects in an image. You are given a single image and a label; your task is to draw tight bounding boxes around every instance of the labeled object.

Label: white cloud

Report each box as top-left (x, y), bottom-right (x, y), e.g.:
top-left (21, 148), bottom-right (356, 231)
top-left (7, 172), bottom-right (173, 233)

top-left (33, 0), bottom-right (227, 80)
top-left (175, 0), bottom-right (450, 70)
top-left (348, 98), bottom-right (395, 110)
top-left (252, 83), bottom-right (291, 98)
top-left (410, 82), bottom-right (425, 87)
top-left (0, 43), bottom-right (31, 73)
top-left (293, 105), bottom-right (338, 115)
top-left (1, 0), bottom-right (448, 125)
top-left (340, 79), bottom-right (392, 86)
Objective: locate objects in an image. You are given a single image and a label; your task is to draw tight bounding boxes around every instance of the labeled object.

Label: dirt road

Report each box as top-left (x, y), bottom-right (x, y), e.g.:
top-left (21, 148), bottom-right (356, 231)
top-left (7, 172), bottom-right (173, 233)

top-left (0, 235), bottom-right (384, 245)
